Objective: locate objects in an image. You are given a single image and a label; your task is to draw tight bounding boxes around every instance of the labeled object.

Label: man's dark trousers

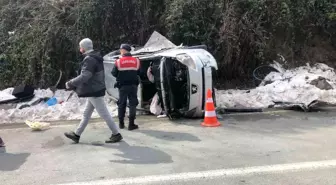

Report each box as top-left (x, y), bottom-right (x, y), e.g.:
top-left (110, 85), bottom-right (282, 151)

top-left (118, 85), bottom-right (138, 122)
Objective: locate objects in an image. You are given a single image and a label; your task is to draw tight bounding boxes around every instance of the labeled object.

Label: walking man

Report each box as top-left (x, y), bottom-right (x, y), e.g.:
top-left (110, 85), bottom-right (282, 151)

top-left (112, 44), bottom-right (140, 130)
top-left (64, 38), bottom-right (122, 143)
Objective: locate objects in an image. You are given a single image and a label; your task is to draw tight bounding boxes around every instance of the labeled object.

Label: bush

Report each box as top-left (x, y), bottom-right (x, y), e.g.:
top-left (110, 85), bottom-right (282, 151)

top-left (164, 0), bottom-right (335, 85)
top-left (0, 0), bottom-right (335, 89)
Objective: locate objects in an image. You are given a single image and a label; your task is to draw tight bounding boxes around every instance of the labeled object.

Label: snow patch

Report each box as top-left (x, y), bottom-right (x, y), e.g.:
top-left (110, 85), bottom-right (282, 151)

top-left (0, 88), bottom-right (15, 101)
top-left (2, 62), bottom-right (336, 123)
top-left (0, 89), bottom-right (117, 124)
top-left (216, 63), bottom-right (336, 108)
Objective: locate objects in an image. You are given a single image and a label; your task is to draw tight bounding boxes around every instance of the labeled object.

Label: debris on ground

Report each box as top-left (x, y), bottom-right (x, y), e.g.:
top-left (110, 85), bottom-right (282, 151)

top-left (271, 100), bottom-right (331, 112)
top-left (25, 120), bottom-right (51, 131)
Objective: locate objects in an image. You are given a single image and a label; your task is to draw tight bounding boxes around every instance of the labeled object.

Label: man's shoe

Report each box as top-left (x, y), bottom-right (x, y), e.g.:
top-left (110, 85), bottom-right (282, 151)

top-left (64, 132), bottom-right (80, 143)
top-left (157, 114), bottom-right (167, 118)
top-left (157, 111), bottom-right (167, 118)
top-left (105, 133), bottom-right (123, 143)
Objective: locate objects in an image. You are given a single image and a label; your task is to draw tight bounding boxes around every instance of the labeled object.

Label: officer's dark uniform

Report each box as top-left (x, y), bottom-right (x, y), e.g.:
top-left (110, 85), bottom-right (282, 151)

top-left (112, 44), bottom-right (140, 130)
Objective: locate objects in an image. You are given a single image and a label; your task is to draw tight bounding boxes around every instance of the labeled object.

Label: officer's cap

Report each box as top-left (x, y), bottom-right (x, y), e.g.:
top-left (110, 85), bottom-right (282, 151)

top-left (120, 44), bottom-right (132, 52)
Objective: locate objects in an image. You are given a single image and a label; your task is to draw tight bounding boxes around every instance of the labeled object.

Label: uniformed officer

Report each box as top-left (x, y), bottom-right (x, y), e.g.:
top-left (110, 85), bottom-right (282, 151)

top-left (112, 44), bottom-right (140, 130)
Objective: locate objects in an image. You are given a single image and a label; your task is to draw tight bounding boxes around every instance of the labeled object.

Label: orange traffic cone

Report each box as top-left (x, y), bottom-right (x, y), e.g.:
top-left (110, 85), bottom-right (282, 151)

top-left (201, 89), bottom-right (221, 127)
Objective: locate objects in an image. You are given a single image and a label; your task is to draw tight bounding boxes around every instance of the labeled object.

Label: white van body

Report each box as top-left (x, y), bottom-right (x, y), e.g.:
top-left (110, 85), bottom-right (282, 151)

top-left (103, 32), bottom-right (218, 118)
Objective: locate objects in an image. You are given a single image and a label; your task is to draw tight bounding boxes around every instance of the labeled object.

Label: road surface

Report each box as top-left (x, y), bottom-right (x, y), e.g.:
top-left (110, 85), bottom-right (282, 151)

top-left (1, 111), bottom-right (336, 185)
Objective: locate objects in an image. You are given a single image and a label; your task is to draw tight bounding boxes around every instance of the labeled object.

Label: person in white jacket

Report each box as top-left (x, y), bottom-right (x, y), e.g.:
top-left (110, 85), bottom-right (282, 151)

top-left (147, 62), bottom-right (166, 118)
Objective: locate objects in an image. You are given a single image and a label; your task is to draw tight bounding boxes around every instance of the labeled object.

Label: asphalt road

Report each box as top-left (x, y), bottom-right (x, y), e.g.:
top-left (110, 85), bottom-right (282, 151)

top-left (1, 111), bottom-right (336, 185)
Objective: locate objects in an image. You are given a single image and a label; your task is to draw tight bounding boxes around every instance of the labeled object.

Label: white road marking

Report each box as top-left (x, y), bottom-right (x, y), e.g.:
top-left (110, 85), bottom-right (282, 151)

top-left (56, 160), bottom-right (336, 185)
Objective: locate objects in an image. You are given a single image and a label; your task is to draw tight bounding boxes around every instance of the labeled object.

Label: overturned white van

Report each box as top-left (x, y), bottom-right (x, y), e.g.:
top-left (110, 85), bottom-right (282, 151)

top-left (103, 32), bottom-right (218, 119)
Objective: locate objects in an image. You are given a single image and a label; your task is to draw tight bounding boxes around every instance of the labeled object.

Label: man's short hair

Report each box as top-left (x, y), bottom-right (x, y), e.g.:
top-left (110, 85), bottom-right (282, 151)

top-left (79, 38), bottom-right (93, 51)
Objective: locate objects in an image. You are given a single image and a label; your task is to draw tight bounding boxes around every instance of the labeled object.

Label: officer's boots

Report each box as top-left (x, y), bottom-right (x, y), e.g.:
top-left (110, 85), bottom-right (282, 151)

top-left (128, 119), bottom-right (139, 131)
top-left (119, 120), bottom-right (125, 129)
top-left (119, 119), bottom-right (138, 130)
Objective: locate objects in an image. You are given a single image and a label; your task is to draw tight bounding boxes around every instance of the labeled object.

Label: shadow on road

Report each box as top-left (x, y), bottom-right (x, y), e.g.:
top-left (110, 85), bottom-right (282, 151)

top-left (138, 129), bottom-right (201, 142)
top-left (42, 136), bottom-right (65, 149)
top-left (108, 141), bottom-right (173, 164)
top-left (77, 141), bottom-right (173, 165)
top-left (0, 152), bottom-right (30, 171)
